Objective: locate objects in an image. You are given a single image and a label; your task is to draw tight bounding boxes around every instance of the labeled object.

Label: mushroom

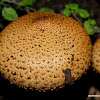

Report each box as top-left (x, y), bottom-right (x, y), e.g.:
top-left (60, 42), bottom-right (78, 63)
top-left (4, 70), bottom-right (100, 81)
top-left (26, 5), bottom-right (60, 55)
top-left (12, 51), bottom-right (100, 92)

top-left (0, 12), bottom-right (92, 91)
top-left (92, 38), bottom-right (100, 73)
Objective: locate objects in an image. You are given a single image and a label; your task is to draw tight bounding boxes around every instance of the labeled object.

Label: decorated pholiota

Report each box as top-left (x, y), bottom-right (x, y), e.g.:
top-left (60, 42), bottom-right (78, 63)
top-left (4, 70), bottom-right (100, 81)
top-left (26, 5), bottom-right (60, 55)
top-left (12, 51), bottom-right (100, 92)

top-left (92, 38), bottom-right (100, 73)
top-left (0, 12), bottom-right (92, 91)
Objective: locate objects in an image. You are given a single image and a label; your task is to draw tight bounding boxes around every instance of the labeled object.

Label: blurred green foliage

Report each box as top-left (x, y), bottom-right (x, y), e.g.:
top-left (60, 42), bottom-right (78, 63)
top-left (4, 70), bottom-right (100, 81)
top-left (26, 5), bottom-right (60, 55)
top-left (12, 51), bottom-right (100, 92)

top-left (0, 0), bottom-right (54, 31)
top-left (38, 8), bottom-right (54, 12)
top-left (18, 0), bottom-right (36, 6)
top-left (2, 7), bottom-right (18, 21)
top-left (1, 0), bottom-right (36, 21)
top-left (63, 3), bottom-right (99, 35)
top-left (0, 1), bottom-right (99, 35)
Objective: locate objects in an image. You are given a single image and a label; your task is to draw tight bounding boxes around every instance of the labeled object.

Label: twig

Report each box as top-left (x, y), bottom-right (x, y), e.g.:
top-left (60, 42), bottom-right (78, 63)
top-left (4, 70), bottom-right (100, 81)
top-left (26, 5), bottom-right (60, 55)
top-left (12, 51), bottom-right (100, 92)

top-left (72, 10), bottom-right (84, 25)
top-left (4, 0), bottom-right (19, 5)
top-left (25, 6), bottom-right (37, 13)
top-left (3, 0), bottom-right (37, 13)
top-left (72, 10), bottom-right (100, 34)
top-left (94, 27), bottom-right (100, 33)
top-left (0, 1), bottom-right (9, 7)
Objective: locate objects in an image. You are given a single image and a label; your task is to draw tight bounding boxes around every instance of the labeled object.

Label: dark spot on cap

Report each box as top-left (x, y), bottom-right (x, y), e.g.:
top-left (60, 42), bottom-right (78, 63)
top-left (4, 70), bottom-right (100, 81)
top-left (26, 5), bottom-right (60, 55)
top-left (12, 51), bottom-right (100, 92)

top-left (71, 58), bottom-right (74, 61)
top-left (11, 55), bottom-right (13, 58)
top-left (38, 45), bottom-right (41, 47)
top-left (72, 45), bottom-right (74, 47)
top-left (76, 59), bottom-right (79, 61)
top-left (63, 68), bottom-right (72, 85)
top-left (7, 58), bottom-right (10, 62)
top-left (40, 29), bottom-right (45, 33)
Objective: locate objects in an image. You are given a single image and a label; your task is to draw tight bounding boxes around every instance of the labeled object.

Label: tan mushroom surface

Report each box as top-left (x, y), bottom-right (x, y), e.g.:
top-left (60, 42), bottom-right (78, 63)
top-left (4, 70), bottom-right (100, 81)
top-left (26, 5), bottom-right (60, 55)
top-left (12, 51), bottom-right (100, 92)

top-left (92, 38), bottom-right (100, 73)
top-left (0, 12), bottom-right (92, 91)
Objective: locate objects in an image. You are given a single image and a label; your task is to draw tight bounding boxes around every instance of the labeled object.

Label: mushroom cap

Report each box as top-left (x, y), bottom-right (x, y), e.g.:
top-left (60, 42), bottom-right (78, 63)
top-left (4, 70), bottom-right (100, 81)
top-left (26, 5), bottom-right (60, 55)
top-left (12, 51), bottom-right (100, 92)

top-left (0, 12), bottom-right (92, 91)
top-left (92, 38), bottom-right (100, 73)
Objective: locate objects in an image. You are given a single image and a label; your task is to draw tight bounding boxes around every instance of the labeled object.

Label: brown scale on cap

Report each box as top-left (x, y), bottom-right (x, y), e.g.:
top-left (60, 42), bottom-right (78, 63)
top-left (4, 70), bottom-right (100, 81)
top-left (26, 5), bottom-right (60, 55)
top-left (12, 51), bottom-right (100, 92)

top-left (92, 38), bottom-right (100, 73)
top-left (0, 12), bottom-right (92, 91)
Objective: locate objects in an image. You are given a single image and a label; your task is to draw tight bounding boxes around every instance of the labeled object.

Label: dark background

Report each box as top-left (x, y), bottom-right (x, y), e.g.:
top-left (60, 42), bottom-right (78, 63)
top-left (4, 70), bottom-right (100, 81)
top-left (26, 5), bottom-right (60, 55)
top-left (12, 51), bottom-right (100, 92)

top-left (0, 0), bottom-right (100, 99)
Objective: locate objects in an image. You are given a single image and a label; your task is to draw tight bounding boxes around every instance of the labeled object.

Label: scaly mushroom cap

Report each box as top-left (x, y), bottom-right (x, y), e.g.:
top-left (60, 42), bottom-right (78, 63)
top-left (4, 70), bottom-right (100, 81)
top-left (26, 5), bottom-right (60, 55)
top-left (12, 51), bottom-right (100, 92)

top-left (92, 38), bottom-right (100, 73)
top-left (0, 12), bottom-right (92, 91)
